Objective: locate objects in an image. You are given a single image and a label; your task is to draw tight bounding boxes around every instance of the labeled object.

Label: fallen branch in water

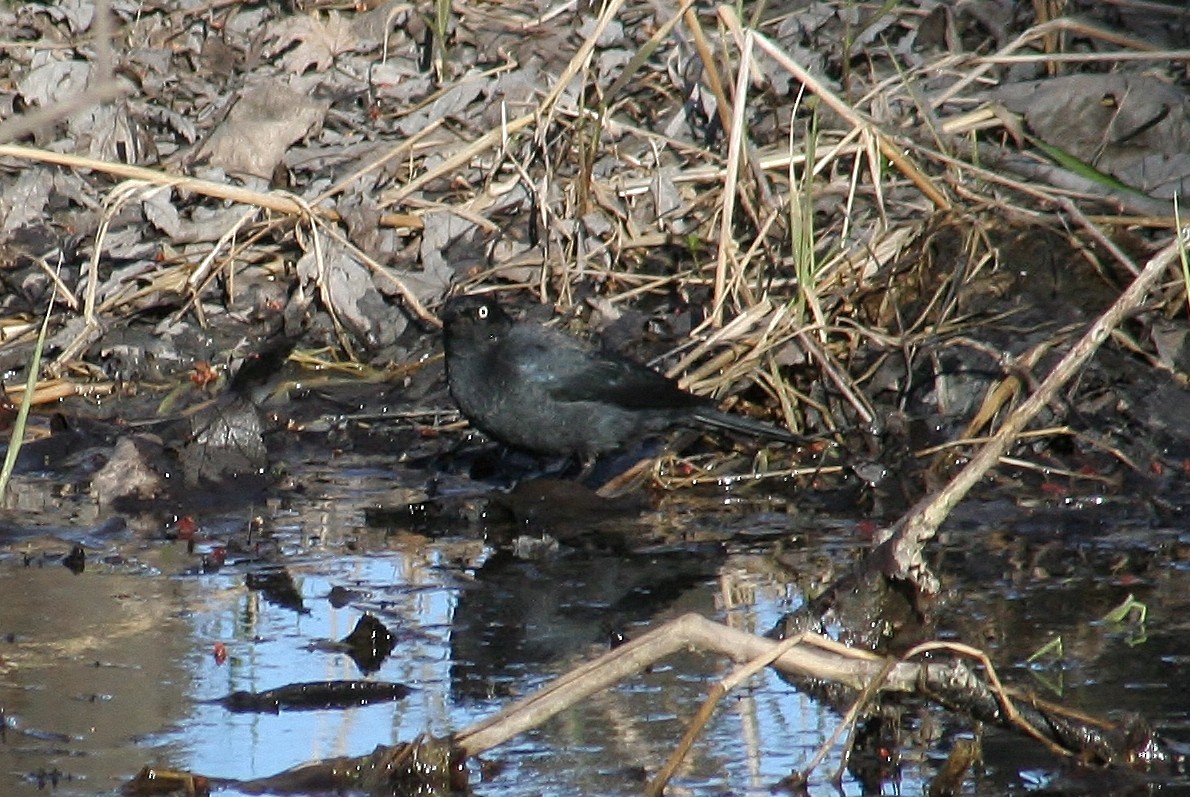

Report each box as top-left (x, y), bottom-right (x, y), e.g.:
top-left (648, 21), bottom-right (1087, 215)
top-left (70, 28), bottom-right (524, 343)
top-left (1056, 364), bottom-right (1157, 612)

top-left (136, 612), bottom-right (1181, 796)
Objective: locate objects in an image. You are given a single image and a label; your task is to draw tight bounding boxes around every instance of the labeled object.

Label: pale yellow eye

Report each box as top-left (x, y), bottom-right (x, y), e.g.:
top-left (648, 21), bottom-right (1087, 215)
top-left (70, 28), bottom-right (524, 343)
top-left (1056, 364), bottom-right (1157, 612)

top-left (477, 305), bottom-right (488, 320)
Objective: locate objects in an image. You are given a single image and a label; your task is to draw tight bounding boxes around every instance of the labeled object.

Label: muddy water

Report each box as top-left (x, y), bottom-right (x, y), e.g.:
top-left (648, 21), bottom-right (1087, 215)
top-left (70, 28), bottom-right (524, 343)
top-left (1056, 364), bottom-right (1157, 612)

top-left (2, 454), bottom-right (1189, 797)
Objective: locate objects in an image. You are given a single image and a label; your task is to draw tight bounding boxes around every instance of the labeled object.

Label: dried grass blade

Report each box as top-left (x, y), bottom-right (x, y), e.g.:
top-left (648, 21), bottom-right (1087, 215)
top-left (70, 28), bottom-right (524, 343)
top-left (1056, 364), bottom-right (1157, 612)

top-left (706, 31), bottom-right (752, 329)
top-left (0, 144), bottom-right (310, 216)
top-left (749, 32), bottom-right (949, 211)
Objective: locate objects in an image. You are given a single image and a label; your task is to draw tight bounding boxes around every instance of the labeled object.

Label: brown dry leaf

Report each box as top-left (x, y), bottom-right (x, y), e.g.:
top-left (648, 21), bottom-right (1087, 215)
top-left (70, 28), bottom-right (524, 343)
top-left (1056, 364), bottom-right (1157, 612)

top-left (993, 74), bottom-right (1190, 199)
top-left (197, 81), bottom-right (330, 179)
top-left (267, 11), bottom-right (361, 75)
top-left (17, 0), bottom-right (93, 35)
top-left (419, 211), bottom-right (476, 282)
top-left (296, 239), bottom-right (406, 348)
top-left (92, 437), bottom-right (166, 506)
top-left (394, 74), bottom-right (489, 136)
top-left (1151, 319), bottom-right (1190, 373)
top-left (16, 52), bottom-right (91, 108)
top-left (1, 168), bottom-right (52, 233)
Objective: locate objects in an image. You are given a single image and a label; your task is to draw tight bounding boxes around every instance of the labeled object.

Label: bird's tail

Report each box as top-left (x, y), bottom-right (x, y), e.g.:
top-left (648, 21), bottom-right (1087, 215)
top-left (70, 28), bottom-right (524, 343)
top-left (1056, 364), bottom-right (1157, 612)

top-left (690, 408), bottom-right (804, 444)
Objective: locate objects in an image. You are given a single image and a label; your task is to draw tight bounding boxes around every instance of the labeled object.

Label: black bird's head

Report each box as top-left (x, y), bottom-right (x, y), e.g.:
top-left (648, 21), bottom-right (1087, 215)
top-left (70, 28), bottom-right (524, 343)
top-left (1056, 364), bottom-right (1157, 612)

top-left (440, 294), bottom-right (514, 355)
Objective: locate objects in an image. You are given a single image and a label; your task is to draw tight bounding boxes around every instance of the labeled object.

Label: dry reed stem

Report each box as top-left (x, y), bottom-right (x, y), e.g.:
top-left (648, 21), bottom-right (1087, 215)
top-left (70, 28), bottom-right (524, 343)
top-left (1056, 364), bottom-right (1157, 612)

top-left (1056, 196), bottom-right (1145, 277)
top-left (1, 378), bottom-right (117, 405)
top-left (997, 456), bottom-right (1120, 485)
top-left (645, 631), bottom-right (812, 797)
top-left (0, 144), bottom-right (337, 219)
top-left (606, 144), bottom-right (836, 197)
top-left (654, 458), bottom-right (845, 489)
top-left (454, 612), bottom-right (904, 758)
top-left (714, 7), bottom-right (778, 215)
top-left (1096, 0), bottom-right (1190, 13)
top-left (798, 327), bottom-right (875, 425)
top-left (29, 256), bottom-right (81, 312)
top-left (0, 321), bottom-right (41, 342)
top-left (706, 31), bottom-right (751, 329)
top-left (311, 118), bottom-right (446, 208)
top-left (933, 17), bottom-right (1167, 109)
top-left (682, 7), bottom-right (734, 140)
top-left (982, 48), bottom-right (1190, 65)
top-left (749, 31), bottom-right (950, 212)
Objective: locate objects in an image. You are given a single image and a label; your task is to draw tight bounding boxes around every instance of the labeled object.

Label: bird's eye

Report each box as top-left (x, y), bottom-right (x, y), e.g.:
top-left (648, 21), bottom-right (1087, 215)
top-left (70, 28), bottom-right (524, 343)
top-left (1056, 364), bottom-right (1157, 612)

top-left (477, 306), bottom-right (488, 320)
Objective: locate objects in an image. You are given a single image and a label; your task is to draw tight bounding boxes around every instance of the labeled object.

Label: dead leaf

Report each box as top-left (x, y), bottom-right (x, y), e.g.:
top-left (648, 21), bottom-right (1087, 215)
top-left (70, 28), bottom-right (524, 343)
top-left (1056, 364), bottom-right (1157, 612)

top-left (197, 80), bottom-right (330, 179)
top-left (267, 11), bottom-right (361, 75)
top-left (994, 74), bottom-right (1190, 199)
top-left (16, 52), bottom-right (91, 108)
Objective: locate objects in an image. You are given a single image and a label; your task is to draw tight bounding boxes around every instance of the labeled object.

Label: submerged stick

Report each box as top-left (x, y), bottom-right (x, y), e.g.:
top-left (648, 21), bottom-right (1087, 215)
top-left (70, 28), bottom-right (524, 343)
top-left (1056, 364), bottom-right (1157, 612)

top-left (454, 613), bottom-right (903, 757)
top-left (645, 631), bottom-right (811, 797)
top-left (455, 612), bottom-right (1182, 780)
top-left (196, 613), bottom-right (1182, 795)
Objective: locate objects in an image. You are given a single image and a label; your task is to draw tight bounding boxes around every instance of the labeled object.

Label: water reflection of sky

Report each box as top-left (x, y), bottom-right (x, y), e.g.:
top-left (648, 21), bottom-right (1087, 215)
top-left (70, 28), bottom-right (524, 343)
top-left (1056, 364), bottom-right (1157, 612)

top-left (170, 555), bottom-right (470, 784)
top-left (156, 548), bottom-right (877, 797)
top-left (0, 509), bottom-right (914, 797)
top-left (6, 458), bottom-right (1186, 797)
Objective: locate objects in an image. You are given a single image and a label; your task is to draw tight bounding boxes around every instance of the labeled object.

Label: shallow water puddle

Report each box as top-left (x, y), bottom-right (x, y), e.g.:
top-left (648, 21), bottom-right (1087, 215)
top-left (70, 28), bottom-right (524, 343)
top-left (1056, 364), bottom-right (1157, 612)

top-left (0, 536), bottom-right (852, 796)
top-left (2, 459), bottom-right (1189, 796)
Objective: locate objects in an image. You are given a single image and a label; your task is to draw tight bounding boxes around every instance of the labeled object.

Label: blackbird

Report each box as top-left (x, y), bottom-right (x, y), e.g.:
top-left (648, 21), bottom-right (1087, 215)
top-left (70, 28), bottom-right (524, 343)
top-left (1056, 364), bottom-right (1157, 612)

top-left (441, 294), bottom-right (800, 458)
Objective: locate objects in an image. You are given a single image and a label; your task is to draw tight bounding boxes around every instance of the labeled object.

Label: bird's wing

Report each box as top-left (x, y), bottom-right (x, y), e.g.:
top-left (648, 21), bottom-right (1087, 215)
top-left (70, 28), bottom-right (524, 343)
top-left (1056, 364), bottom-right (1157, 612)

top-left (505, 329), bottom-right (702, 410)
top-left (553, 356), bottom-right (703, 409)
